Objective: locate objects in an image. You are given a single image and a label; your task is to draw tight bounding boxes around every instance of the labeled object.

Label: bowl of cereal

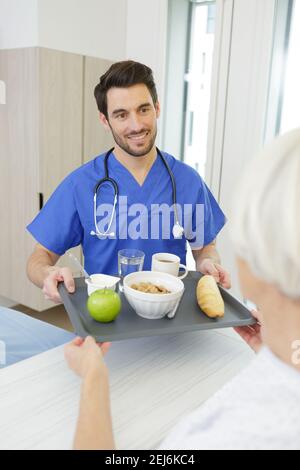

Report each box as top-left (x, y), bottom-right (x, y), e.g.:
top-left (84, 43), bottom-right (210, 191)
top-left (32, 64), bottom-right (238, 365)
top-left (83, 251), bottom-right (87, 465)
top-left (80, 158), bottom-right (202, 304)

top-left (123, 271), bottom-right (185, 319)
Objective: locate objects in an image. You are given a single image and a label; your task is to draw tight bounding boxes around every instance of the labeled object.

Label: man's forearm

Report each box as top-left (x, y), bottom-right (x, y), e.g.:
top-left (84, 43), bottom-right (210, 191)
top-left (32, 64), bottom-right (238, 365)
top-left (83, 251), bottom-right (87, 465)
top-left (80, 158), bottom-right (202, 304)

top-left (26, 249), bottom-right (57, 288)
top-left (74, 369), bottom-right (115, 450)
top-left (193, 243), bottom-right (221, 271)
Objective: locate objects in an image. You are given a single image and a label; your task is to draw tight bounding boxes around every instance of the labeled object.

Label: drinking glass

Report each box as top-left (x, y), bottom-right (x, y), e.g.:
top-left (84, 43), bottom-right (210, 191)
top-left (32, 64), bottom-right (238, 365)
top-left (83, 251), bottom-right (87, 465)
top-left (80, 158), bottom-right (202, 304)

top-left (118, 249), bottom-right (145, 292)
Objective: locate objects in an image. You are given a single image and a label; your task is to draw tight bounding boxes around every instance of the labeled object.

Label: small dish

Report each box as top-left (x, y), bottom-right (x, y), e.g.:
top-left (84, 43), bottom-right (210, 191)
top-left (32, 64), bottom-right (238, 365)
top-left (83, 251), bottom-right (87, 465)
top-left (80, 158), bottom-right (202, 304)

top-left (85, 274), bottom-right (120, 296)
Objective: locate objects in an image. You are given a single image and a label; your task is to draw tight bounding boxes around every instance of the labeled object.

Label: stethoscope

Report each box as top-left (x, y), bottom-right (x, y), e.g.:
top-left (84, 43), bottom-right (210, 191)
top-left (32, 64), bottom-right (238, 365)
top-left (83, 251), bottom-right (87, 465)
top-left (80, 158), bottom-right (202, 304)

top-left (90, 147), bottom-right (185, 239)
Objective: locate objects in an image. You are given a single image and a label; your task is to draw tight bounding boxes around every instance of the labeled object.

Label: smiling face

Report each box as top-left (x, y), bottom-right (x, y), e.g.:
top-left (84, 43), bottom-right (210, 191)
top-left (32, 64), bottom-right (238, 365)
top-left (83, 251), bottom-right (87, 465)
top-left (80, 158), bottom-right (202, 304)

top-left (99, 83), bottom-right (160, 157)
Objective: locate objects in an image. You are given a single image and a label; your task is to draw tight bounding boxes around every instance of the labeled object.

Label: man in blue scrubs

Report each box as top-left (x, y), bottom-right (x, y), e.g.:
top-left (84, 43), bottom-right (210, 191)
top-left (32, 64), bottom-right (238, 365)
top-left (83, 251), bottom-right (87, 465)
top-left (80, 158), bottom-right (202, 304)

top-left (27, 60), bottom-right (230, 303)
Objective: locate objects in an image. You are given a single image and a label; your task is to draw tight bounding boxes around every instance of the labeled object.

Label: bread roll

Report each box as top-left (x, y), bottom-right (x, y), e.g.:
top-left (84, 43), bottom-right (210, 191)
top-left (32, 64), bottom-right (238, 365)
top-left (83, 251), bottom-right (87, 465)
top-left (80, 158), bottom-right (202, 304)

top-left (196, 275), bottom-right (224, 318)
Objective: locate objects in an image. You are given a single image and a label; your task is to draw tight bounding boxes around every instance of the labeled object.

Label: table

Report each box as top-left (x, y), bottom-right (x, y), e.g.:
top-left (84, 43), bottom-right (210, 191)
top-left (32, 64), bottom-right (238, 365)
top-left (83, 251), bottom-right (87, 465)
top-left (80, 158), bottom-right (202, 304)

top-left (0, 328), bottom-right (254, 450)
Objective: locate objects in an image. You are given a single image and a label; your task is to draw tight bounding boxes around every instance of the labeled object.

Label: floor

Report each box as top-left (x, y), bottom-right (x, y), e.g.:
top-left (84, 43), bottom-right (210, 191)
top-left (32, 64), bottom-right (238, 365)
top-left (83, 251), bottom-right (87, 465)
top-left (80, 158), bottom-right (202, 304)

top-left (12, 303), bottom-right (73, 332)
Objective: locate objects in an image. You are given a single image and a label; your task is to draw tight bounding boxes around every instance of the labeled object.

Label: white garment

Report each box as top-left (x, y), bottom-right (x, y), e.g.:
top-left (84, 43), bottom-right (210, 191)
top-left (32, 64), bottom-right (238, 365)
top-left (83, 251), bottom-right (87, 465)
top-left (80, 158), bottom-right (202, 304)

top-left (159, 347), bottom-right (300, 450)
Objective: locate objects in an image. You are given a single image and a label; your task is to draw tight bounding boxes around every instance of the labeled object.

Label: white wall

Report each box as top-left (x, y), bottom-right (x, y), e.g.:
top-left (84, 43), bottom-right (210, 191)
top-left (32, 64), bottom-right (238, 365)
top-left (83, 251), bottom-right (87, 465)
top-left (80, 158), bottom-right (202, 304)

top-left (0, 0), bottom-right (167, 110)
top-left (38, 0), bottom-right (127, 60)
top-left (0, 0), bottom-right (167, 96)
top-left (126, 0), bottom-right (168, 144)
top-left (126, 0), bottom-right (168, 98)
top-left (207, 0), bottom-right (276, 298)
top-left (0, 0), bottom-right (127, 58)
top-left (0, 0), bottom-right (38, 49)
top-left (38, 0), bottom-right (168, 141)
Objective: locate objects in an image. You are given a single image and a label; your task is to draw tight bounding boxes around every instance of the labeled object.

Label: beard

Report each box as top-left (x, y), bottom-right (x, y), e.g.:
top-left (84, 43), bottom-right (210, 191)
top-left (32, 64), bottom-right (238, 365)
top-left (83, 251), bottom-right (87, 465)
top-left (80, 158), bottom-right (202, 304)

top-left (109, 124), bottom-right (157, 157)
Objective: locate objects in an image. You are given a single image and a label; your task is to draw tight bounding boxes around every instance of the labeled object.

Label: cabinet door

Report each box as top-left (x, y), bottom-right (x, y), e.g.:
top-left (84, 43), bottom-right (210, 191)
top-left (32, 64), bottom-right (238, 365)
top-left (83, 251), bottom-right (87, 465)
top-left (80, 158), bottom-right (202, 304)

top-left (39, 48), bottom-right (83, 199)
top-left (83, 56), bottom-right (114, 163)
top-left (37, 48), bottom-right (84, 311)
top-left (0, 48), bottom-right (41, 308)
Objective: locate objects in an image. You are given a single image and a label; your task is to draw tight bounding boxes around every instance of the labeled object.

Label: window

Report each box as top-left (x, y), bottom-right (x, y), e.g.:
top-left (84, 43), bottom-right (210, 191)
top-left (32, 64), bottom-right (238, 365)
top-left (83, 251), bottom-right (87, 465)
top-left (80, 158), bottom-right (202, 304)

top-left (280, 0), bottom-right (300, 133)
top-left (182, 0), bottom-right (216, 177)
top-left (264, 0), bottom-right (299, 141)
top-left (163, 0), bottom-right (216, 180)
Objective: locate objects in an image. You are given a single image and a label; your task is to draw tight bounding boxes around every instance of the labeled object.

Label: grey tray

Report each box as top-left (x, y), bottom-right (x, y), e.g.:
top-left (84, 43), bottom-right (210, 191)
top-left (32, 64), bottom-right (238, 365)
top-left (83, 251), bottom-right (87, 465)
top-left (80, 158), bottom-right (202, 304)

top-left (58, 271), bottom-right (256, 342)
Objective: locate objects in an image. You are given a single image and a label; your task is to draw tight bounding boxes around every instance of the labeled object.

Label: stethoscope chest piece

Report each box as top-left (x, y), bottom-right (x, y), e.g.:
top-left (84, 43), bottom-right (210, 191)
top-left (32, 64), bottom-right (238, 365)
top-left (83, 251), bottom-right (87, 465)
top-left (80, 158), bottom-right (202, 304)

top-left (172, 222), bottom-right (185, 239)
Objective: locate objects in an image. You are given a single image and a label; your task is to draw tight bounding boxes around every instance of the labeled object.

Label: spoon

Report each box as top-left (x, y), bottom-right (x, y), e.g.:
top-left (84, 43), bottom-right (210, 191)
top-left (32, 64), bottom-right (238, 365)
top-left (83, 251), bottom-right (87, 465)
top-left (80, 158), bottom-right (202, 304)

top-left (167, 300), bottom-right (180, 319)
top-left (167, 291), bottom-right (184, 319)
top-left (67, 252), bottom-right (91, 281)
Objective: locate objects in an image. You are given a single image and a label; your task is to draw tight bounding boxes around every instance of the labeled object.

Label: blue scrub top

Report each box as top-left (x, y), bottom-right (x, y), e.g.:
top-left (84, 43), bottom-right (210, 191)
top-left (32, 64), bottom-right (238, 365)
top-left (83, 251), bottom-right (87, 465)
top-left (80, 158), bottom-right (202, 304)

top-left (27, 151), bottom-right (226, 275)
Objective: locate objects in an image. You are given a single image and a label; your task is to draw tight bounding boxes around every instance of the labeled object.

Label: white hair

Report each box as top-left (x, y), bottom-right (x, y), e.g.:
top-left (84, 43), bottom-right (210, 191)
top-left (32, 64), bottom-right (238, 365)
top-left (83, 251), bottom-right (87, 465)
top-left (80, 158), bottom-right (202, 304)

top-left (230, 128), bottom-right (300, 299)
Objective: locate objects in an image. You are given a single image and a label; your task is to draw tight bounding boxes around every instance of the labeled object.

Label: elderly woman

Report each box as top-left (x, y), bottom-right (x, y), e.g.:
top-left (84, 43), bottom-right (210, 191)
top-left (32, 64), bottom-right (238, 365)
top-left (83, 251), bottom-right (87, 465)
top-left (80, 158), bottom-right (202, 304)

top-left (65, 129), bottom-right (300, 450)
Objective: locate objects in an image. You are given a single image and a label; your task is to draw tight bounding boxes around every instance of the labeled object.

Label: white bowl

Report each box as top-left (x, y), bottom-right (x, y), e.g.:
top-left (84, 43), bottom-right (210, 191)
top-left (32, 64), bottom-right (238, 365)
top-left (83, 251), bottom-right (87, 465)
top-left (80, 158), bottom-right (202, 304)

top-left (85, 274), bottom-right (120, 296)
top-left (123, 271), bottom-right (184, 319)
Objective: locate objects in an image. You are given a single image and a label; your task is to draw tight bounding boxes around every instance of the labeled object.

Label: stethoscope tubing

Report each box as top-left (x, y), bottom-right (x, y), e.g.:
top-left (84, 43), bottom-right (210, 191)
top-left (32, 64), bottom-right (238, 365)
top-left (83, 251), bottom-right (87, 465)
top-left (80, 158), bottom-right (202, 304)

top-left (91, 147), bottom-right (184, 238)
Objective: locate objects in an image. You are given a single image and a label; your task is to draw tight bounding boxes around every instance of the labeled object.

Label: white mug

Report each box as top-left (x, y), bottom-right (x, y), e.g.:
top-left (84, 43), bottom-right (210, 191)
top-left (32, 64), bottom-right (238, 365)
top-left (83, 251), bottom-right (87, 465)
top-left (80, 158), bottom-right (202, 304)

top-left (151, 253), bottom-right (188, 280)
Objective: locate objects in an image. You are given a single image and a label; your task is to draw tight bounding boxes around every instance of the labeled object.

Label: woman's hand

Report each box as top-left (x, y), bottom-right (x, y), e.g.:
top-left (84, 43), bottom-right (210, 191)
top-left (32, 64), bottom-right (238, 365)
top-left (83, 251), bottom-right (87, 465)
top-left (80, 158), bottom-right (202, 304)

top-left (234, 309), bottom-right (263, 353)
top-left (64, 336), bottom-right (111, 379)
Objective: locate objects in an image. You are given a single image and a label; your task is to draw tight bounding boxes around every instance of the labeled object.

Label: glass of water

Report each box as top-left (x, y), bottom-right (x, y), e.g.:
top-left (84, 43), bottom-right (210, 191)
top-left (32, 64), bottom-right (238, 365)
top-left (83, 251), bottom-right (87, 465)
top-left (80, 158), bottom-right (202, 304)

top-left (118, 249), bottom-right (145, 292)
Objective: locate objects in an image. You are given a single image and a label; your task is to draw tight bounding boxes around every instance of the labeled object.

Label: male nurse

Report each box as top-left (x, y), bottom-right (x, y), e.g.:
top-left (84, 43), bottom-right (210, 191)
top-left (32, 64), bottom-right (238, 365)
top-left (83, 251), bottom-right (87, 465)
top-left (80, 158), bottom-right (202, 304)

top-left (27, 60), bottom-right (231, 303)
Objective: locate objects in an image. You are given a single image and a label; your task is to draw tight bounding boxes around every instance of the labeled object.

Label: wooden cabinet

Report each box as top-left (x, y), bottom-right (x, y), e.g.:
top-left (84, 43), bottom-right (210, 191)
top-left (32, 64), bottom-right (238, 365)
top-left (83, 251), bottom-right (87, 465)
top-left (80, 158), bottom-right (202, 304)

top-left (0, 47), bottom-right (113, 310)
top-left (84, 56), bottom-right (114, 162)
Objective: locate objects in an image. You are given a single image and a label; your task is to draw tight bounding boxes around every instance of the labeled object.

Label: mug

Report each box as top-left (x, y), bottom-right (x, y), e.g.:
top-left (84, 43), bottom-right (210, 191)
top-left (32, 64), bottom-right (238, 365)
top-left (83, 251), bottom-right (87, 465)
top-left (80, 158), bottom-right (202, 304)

top-left (151, 253), bottom-right (188, 280)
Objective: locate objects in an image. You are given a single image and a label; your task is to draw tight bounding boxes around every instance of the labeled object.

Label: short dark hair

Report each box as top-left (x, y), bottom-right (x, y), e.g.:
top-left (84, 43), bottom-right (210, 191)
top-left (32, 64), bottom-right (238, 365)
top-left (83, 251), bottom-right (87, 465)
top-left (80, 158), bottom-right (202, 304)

top-left (94, 60), bottom-right (158, 119)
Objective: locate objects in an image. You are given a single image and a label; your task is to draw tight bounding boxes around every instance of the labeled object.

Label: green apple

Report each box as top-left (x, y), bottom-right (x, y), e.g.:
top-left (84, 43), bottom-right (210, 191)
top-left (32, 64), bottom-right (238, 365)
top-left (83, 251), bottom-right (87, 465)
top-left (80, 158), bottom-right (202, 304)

top-left (87, 289), bottom-right (121, 323)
